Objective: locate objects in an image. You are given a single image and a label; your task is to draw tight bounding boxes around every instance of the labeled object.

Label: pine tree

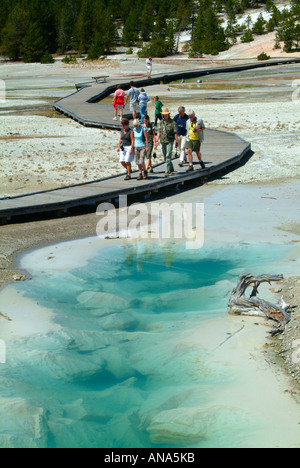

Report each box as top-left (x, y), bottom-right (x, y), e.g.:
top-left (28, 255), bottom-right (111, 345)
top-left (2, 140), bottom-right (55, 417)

top-left (87, 32), bottom-right (105, 59)
top-left (122, 9), bottom-right (140, 46)
top-left (140, 0), bottom-right (154, 42)
top-left (57, 4), bottom-right (74, 53)
top-left (74, 0), bottom-right (95, 52)
top-left (252, 12), bottom-right (267, 35)
top-left (0, 2), bottom-right (30, 60)
top-left (174, 0), bottom-right (193, 52)
top-left (148, 12), bottom-right (175, 57)
top-left (21, 22), bottom-right (47, 62)
top-left (191, 0), bottom-right (228, 55)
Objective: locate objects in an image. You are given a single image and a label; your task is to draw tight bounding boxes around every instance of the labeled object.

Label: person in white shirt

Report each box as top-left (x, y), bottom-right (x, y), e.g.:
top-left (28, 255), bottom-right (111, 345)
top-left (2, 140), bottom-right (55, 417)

top-left (146, 58), bottom-right (152, 78)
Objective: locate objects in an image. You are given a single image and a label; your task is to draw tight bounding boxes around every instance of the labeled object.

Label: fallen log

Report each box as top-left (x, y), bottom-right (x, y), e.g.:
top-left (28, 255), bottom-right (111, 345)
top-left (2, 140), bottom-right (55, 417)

top-left (228, 274), bottom-right (291, 335)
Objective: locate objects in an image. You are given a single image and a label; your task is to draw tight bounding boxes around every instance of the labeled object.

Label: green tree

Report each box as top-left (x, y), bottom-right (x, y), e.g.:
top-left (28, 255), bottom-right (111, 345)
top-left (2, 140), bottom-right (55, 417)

top-left (266, 5), bottom-right (282, 33)
top-left (74, 0), bottom-right (95, 52)
top-left (138, 10), bottom-right (175, 57)
top-left (56, 4), bottom-right (75, 53)
top-left (140, 0), bottom-right (154, 42)
top-left (0, 2), bottom-right (29, 60)
top-left (99, 10), bottom-right (119, 52)
top-left (174, 0), bottom-right (193, 52)
top-left (21, 22), bottom-right (47, 62)
top-left (241, 30), bottom-right (254, 42)
top-left (87, 32), bottom-right (105, 59)
top-left (122, 9), bottom-right (140, 46)
top-left (149, 12), bottom-right (175, 57)
top-left (252, 12), bottom-right (267, 35)
top-left (191, 0), bottom-right (228, 55)
top-left (0, 0), bottom-right (11, 40)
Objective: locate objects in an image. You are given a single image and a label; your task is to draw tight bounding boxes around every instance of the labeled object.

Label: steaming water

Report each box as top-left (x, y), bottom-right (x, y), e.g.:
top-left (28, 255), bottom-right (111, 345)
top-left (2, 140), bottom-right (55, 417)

top-left (0, 241), bottom-right (299, 448)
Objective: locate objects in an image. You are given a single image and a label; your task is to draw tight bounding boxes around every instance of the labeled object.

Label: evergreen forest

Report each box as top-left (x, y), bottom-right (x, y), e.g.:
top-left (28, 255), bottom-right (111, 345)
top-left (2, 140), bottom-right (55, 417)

top-left (0, 0), bottom-right (299, 62)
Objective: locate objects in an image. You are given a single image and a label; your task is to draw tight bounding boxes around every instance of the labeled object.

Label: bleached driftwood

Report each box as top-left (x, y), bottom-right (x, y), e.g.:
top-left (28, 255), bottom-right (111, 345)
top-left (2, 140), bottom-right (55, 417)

top-left (228, 274), bottom-right (291, 335)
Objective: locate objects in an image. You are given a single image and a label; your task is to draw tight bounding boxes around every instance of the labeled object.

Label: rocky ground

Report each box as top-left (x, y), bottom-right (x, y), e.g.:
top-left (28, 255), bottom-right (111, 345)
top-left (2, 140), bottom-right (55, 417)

top-left (280, 277), bottom-right (300, 384)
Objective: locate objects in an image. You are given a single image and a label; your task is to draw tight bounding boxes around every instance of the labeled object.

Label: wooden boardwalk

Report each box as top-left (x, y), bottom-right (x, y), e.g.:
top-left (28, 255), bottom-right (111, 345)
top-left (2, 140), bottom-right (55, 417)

top-left (6, 59), bottom-right (300, 223)
top-left (0, 129), bottom-right (250, 223)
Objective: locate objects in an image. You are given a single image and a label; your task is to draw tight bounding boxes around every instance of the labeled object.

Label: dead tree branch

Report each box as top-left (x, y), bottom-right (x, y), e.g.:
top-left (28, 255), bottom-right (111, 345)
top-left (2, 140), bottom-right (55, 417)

top-left (228, 274), bottom-right (290, 335)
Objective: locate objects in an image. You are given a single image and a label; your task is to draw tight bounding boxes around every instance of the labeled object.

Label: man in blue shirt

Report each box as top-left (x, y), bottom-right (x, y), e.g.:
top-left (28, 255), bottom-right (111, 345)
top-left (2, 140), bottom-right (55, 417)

top-left (173, 106), bottom-right (189, 167)
top-left (138, 88), bottom-right (151, 124)
top-left (125, 81), bottom-right (140, 120)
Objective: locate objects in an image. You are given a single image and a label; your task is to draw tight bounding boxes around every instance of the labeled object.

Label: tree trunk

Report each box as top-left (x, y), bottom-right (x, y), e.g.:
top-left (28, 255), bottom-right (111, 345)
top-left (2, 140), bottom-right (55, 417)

top-left (228, 274), bottom-right (290, 335)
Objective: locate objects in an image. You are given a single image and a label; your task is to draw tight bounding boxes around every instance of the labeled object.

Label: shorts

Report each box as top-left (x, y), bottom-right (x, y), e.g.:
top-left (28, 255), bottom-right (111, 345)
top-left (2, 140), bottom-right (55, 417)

top-left (135, 147), bottom-right (146, 165)
top-left (146, 66), bottom-right (152, 73)
top-left (186, 139), bottom-right (201, 152)
top-left (115, 104), bottom-right (124, 110)
top-left (120, 146), bottom-right (134, 163)
top-left (130, 102), bottom-right (139, 112)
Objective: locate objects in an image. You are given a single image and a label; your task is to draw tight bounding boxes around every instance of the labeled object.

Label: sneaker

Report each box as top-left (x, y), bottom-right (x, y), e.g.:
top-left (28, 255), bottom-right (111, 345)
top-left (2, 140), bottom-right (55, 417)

top-left (113, 117), bottom-right (118, 121)
top-left (143, 170), bottom-right (148, 179)
top-left (125, 174), bottom-right (131, 181)
top-left (149, 169), bottom-right (154, 173)
top-left (137, 174), bottom-right (143, 181)
top-left (200, 160), bottom-right (206, 169)
top-left (178, 162), bottom-right (184, 168)
top-left (186, 165), bottom-right (194, 172)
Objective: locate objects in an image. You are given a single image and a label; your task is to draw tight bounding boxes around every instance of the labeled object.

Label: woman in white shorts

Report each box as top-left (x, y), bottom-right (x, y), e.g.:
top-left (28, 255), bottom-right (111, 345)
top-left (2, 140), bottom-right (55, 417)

top-left (117, 119), bottom-right (134, 180)
top-left (146, 58), bottom-right (152, 78)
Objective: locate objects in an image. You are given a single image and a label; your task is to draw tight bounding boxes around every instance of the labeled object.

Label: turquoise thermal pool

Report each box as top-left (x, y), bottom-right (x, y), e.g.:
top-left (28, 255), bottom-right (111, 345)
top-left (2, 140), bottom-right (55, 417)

top-left (0, 240), bottom-right (299, 448)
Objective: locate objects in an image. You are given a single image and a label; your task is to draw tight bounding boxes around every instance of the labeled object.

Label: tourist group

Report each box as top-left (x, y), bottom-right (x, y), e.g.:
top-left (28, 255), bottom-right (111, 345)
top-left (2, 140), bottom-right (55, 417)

top-left (113, 61), bottom-right (205, 181)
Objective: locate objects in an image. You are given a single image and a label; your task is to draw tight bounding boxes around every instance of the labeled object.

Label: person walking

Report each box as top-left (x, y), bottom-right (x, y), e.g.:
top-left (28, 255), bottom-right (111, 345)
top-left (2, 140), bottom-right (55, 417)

top-left (154, 96), bottom-right (163, 127)
top-left (154, 108), bottom-right (178, 177)
top-left (138, 88), bottom-right (151, 124)
top-left (173, 106), bottom-right (189, 167)
top-left (125, 82), bottom-right (140, 120)
top-left (113, 85), bottom-right (125, 121)
top-left (143, 115), bottom-right (155, 173)
top-left (133, 119), bottom-right (149, 180)
top-left (117, 118), bottom-right (134, 180)
top-left (185, 110), bottom-right (206, 172)
top-left (146, 57), bottom-right (152, 78)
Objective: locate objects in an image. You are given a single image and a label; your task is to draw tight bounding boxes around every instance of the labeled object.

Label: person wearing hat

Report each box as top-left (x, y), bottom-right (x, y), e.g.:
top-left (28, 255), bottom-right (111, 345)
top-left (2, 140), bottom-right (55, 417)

top-left (155, 108), bottom-right (178, 177)
top-left (185, 110), bottom-right (206, 172)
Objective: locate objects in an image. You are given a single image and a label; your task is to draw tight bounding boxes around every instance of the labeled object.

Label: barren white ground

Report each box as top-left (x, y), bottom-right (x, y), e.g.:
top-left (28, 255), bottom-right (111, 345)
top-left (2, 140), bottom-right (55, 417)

top-left (1, 22), bottom-right (300, 196)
